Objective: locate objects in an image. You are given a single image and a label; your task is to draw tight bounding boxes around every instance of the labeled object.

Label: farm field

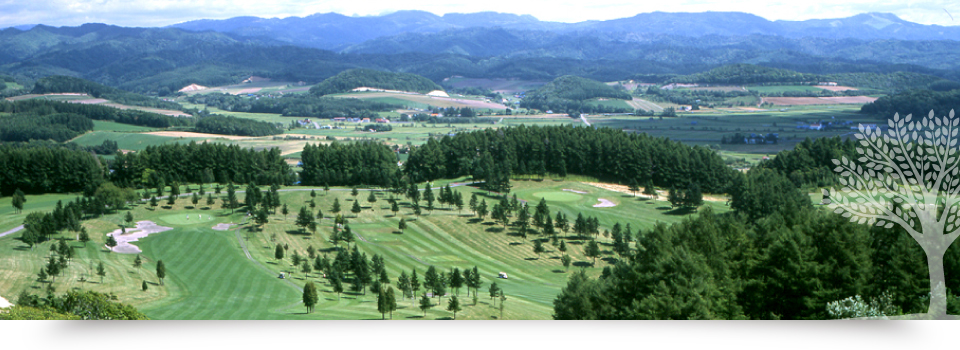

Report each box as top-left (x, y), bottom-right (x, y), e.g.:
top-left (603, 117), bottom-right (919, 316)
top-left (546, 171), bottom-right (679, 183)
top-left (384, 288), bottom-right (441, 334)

top-left (442, 77), bottom-right (547, 94)
top-left (5, 93), bottom-right (190, 116)
top-left (762, 96), bottom-right (878, 106)
top-left (328, 91), bottom-right (510, 110)
top-left (0, 179), bottom-right (731, 319)
top-left (746, 85), bottom-right (823, 94)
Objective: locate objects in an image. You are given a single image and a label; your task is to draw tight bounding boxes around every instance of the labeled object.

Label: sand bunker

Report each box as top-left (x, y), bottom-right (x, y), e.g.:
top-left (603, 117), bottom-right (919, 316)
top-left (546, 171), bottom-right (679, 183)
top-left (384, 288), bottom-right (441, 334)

top-left (106, 221), bottom-right (173, 254)
top-left (212, 223), bottom-right (237, 231)
top-left (593, 198), bottom-right (617, 207)
top-left (562, 189), bottom-right (588, 194)
top-left (0, 295), bottom-right (11, 308)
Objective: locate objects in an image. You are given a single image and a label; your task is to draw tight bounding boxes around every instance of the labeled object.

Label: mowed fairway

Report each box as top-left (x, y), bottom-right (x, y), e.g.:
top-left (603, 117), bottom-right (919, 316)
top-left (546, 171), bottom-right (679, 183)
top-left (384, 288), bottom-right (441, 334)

top-left (1, 179), bottom-right (730, 319)
top-left (136, 226), bottom-right (304, 320)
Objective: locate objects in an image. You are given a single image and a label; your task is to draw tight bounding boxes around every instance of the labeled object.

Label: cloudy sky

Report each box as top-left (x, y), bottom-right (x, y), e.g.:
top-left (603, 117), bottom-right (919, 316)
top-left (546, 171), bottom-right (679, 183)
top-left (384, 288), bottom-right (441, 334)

top-left (1, 0), bottom-right (958, 28)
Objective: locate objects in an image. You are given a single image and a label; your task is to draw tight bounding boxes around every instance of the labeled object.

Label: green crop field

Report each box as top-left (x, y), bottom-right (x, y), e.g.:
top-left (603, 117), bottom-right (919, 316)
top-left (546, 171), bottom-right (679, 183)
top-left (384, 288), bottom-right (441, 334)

top-left (92, 120), bottom-right (158, 132)
top-left (0, 177), bottom-right (730, 319)
top-left (71, 131), bottom-right (209, 151)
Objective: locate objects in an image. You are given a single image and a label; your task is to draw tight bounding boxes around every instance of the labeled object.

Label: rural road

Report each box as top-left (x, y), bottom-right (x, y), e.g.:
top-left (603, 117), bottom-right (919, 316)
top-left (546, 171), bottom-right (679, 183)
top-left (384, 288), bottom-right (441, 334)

top-left (0, 225), bottom-right (24, 239)
top-left (580, 115), bottom-right (591, 127)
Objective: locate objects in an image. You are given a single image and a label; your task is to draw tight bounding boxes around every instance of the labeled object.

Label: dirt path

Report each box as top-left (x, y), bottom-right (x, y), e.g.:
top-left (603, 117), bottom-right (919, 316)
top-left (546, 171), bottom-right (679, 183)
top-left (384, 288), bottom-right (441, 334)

top-left (580, 115), bottom-right (591, 126)
top-left (106, 221), bottom-right (174, 254)
top-left (0, 225), bottom-right (24, 239)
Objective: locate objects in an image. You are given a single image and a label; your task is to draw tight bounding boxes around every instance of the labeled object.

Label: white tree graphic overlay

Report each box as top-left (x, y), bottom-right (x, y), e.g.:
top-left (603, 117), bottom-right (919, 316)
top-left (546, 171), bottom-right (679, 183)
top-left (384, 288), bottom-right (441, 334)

top-left (826, 110), bottom-right (959, 319)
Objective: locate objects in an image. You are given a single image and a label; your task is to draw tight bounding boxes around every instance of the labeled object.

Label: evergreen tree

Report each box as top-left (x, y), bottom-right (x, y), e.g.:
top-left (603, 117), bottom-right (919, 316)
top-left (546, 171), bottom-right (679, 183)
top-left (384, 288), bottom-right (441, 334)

top-left (133, 254), bottom-right (142, 277)
top-left (411, 269), bottom-right (421, 306)
top-left (447, 295), bottom-right (462, 320)
top-left (386, 286), bottom-right (397, 319)
top-left (295, 206), bottom-right (314, 233)
top-left (367, 190), bottom-right (378, 211)
top-left (351, 186), bottom-right (359, 200)
top-left (331, 198), bottom-right (341, 214)
top-left (489, 282), bottom-right (500, 306)
top-left (398, 218), bottom-right (407, 234)
top-left (684, 183), bottom-right (703, 209)
top-left (377, 288), bottom-right (389, 320)
top-left (78, 228), bottom-right (90, 247)
top-left (561, 255), bottom-right (572, 272)
top-left (281, 203), bottom-right (289, 220)
top-left (206, 194), bottom-right (215, 207)
top-left (105, 235), bottom-right (118, 251)
top-left (469, 193), bottom-right (478, 214)
top-left (226, 182), bottom-right (238, 213)
top-left (628, 178), bottom-right (640, 197)
top-left (124, 211), bottom-right (134, 227)
top-left (454, 191), bottom-right (464, 214)
top-left (156, 260), bottom-right (166, 285)
top-left (643, 178), bottom-right (657, 198)
top-left (150, 196), bottom-right (158, 209)
top-left (477, 199), bottom-right (488, 221)
top-left (303, 282), bottom-right (318, 313)
top-left (275, 244), bottom-right (285, 262)
top-left (533, 239), bottom-right (545, 259)
top-left (351, 200), bottom-right (362, 216)
top-left (450, 268), bottom-right (464, 296)
top-left (191, 192), bottom-right (199, 207)
top-left (668, 186), bottom-right (683, 208)
top-left (391, 200), bottom-right (400, 216)
top-left (585, 240), bottom-right (601, 265)
top-left (330, 269), bottom-right (344, 300)
top-left (419, 293), bottom-right (432, 316)
top-left (96, 261), bottom-right (106, 283)
top-left (398, 271), bottom-right (411, 300)
top-left (142, 280), bottom-right (148, 292)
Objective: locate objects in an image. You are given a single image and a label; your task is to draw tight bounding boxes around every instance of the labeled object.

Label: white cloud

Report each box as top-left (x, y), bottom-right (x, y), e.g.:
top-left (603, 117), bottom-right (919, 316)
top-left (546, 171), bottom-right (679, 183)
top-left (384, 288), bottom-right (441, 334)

top-left (0, 0), bottom-right (957, 28)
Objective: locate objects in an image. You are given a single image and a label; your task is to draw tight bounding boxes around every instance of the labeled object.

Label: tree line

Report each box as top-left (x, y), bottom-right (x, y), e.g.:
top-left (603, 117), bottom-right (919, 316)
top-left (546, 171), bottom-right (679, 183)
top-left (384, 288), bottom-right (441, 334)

top-left (404, 125), bottom-right (738, 194)
top-left (0, 144), bottom-right (104, 195)
top-left (0, 113), bottom-right (94, 142)
top-left (31, 75), bottom-right (183, 111)
top-left (185, 92), bottom-right (399, 119)
top-left (0, 99), bottom-right (191, 128)
top-left (194, 114), bottom-right (284, 137)
top-left (109, 141), bottom-right (295, 189)
top-left (754, 136), bottom-right (858, 190)
top-left (299, 141), bottom-right (400, 187)
top-left (860, 89), bottom-right (960, 119)
top-left (309, 68), bottom-right (443, 96)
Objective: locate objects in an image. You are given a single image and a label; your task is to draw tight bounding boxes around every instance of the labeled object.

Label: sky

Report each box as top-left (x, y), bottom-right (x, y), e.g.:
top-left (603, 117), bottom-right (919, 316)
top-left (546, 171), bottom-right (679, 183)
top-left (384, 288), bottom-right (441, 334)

top-left (0, 0), bottom-right (958, 28)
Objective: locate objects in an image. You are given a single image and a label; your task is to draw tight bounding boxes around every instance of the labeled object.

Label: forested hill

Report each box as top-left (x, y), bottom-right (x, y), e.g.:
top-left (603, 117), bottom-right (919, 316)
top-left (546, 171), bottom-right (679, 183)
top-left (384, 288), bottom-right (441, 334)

top-left (520, 76), bottom-right (632, 114)
top-left (309, 69), bottom-right (443, 96)
top-left (666, 64), bottom-right (819, 84)
top-left (861, 89), bottom-right (960, 118)
top-left (32, 75), bottom-right (183, 110)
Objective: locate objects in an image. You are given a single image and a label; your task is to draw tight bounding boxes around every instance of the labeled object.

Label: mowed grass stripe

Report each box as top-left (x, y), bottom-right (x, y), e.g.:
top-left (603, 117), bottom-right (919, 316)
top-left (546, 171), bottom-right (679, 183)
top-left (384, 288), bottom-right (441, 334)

top-left (137, 228), bottom-right (301, 319)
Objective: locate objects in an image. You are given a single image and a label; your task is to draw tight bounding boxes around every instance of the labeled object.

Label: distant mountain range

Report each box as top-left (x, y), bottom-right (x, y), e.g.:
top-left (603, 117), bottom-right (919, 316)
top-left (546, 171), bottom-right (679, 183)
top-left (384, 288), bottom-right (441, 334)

top-left (169, 11), bottom-right (960, 50)
top-left (1, 10), bottom-right (959, 95)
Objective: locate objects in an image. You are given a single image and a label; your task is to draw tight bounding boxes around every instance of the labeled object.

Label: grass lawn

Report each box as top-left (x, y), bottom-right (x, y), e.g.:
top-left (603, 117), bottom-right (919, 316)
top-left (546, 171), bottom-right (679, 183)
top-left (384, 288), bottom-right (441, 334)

top-left (0, 178), bottom-right (729, 319)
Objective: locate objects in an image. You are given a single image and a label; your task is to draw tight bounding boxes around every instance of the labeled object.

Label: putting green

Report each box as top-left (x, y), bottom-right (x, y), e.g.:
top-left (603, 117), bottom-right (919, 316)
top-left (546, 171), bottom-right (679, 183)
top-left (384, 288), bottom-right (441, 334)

top-left (158, 213), bottom-right (216, 226)
top-left (531, 191), bottom-right (583, 202)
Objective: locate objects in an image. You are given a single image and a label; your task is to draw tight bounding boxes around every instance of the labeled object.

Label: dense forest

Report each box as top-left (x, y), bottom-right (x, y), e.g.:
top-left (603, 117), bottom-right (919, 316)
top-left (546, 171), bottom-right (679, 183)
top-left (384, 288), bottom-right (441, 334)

top-left (0, 99), bottom-right (191, 128)
top-left (667, 64), bottom-right (820, 85)
top-left (404, 125), bottom-right (737, 194)
top-left (754, 137), bottom-right (858, 190)
top-left (299, 141), bottom-right (400, 187)
top-left (194, 114), bottom-right (284, 137)
top-left (861, 89), bottom-right (960, 118)
top-left (0, 113), bottom-right (94, 142)
top-left (31, 75), bottom-right (183, 110)
top-left (309, 68), bottom-right (443, 96)
top-left (185, 93), bottom-right (399, 119)
top-left (0, 144), bottom-right (104, 195)
top-left (108, 142), bottom-right (295, 188)
top-left (554, 166), bottom-right (960, 319)
top-left (520, 76), bottom-right (633, 114)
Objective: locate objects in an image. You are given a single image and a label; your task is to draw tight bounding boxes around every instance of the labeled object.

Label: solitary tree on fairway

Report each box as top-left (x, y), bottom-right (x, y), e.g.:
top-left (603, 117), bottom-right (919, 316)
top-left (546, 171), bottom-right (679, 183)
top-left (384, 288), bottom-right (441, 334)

top-left (351, 200), bottom-right (362, 216)
top-left (150, 196), bottom-right (158, 209)
top-left (133, 254), bottom-right (142, 277)
top-left (226, 182), bottom-right (238, 213)
top-left (275, 244), bottom-right (285, 262)
top-left (303, 282), bottom-right (318, 313)
top-left (282, 203), bottom-right (289, 220)
top-left (533, 239), bottom-right (545, 259)
top-left (410, 270), bottom-right (420, 306)
top-left (398, 271), bottom-right (410, 300)
top-left (419, 293), bottom-right (432, 316)
top-left (628, 178), bottom-right (640, 197)
top-left (477, 199), bottom-right (488, 221)
top-left (469, 193), bottom-right (478, 214)
top-left (142, 280), bottom-right (148, 292)
top-left (391, 201), bottom-right (400, 217)
top-left (96, 261), bottom-right (106, 283)
top-left (311, 189), bottom-right (317, 198)
top-left (331, 198), bottom-right (341, 215)
top-left (156, 260), bottom-right (166, 285)
top-left (296, 206), bottom-right (313, 233)
top-left (206, 194), bottom-right (215, 207)
top-left (254, 208), bottom-right (269, 231)
top-left (489, 282), bottom-right (500, 306)
top-left (105, 235), bottom-right (118, 251)
top-left (78, 228), bottom-right (90, 247)
top-left (124, 211), bottom-right (134, 227)
top-left (561, 255), bottom-right (572, 272)
top-left (367, 191), bottom-right (378, 211)
top-left (499, 291), bottom-right (506, 319)
top-left (386, 286), bottom-right (397, 319)
top-left (191, 193), bottom-right (199, 207)
top-left (331, 270), bottom-right (344, 300)
top-left (585, 240), bottom-right (601, 265)
top-left (351, 186), bottom-right (359, 200)
top-left (447, 295), bottom-right (462, 319)
top-left (11, 190), bottom-right (25, 214)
